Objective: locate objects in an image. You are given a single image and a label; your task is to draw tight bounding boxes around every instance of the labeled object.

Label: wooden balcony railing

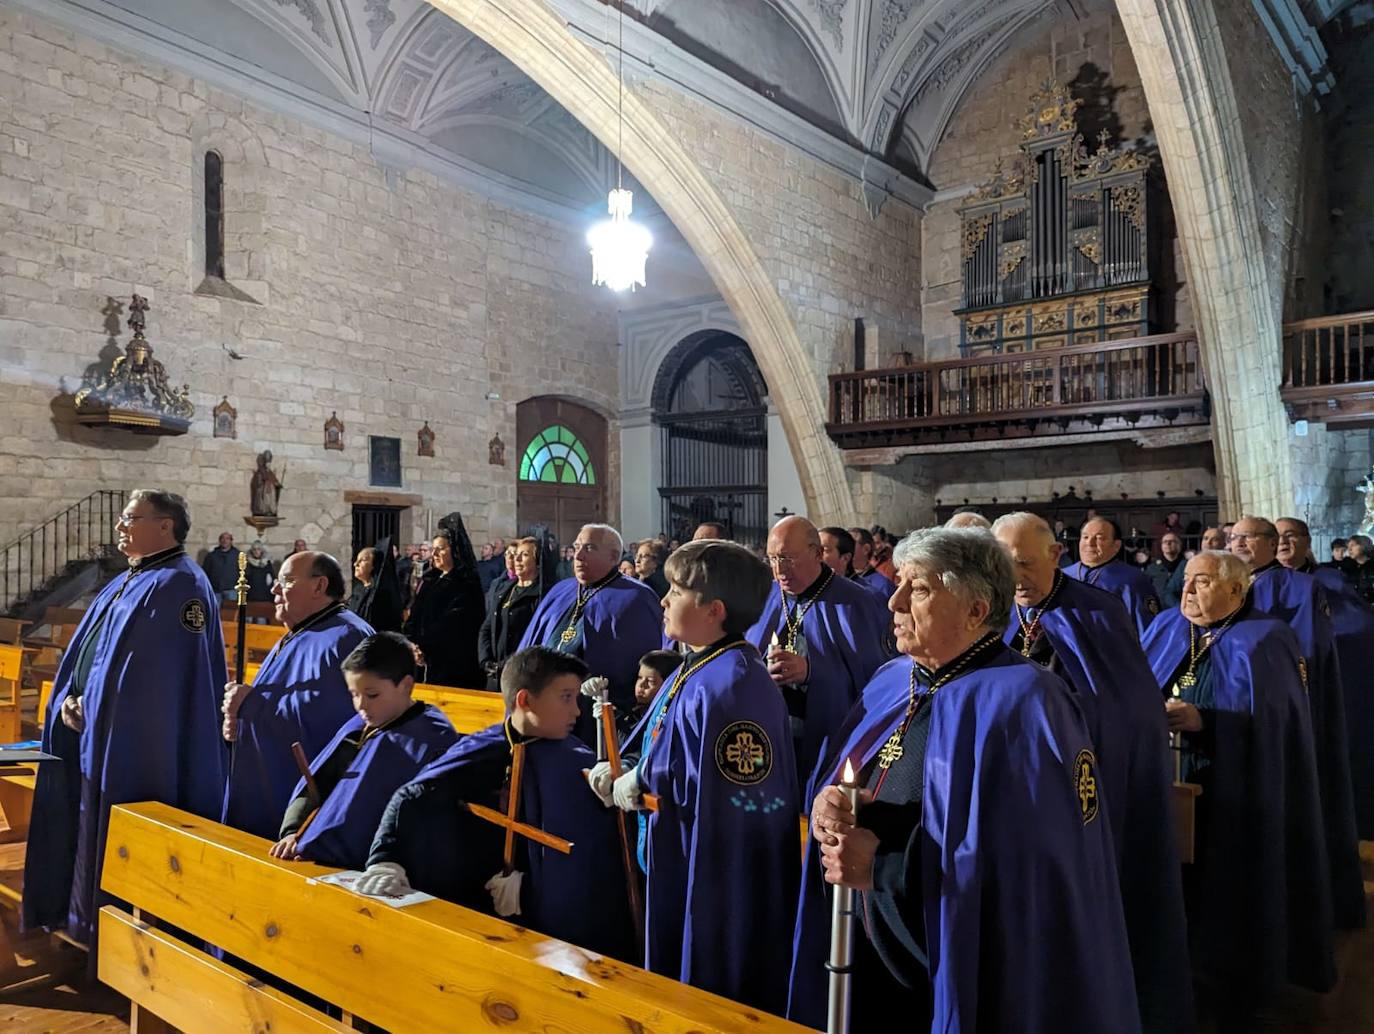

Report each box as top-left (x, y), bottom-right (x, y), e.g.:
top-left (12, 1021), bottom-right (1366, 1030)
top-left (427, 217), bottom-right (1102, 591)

top-left (1281, 310), bottom-right (1374, 426)
top-left (827, 332), bottom-right (1208, 448)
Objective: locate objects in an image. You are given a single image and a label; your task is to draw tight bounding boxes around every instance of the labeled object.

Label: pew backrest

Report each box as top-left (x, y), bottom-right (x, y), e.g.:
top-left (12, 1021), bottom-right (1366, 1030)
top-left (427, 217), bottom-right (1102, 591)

top-left (98, 802), bottom-right (806, 1033)
top-left (412, 683), bottom-right (505, 734)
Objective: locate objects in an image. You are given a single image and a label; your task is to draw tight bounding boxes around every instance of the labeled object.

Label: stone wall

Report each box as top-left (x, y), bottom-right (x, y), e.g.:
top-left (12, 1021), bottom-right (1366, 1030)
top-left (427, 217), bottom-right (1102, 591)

top-left (0, 7), bottom-right (619, 562)
top-left (920, 4), bottom-right (1191, 360)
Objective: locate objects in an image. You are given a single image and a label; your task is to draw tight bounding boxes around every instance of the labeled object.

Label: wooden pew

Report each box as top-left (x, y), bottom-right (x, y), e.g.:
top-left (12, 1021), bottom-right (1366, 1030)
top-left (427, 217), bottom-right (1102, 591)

top-left (99, 802), bottom-right (806, 1033)
top-left (221, 621), bottom-right (287, 663)
top-left (412, 683), bottom-right (505, 734)
top-left (0, 617), bottom-right (29, 645)
top-left (0, 645), bottom-right (21, 743)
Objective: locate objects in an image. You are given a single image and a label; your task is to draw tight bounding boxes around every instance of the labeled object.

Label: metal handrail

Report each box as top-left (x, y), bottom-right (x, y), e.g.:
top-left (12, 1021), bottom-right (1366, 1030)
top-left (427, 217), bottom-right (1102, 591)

top-left (1, 490), bottom-right (126, 614)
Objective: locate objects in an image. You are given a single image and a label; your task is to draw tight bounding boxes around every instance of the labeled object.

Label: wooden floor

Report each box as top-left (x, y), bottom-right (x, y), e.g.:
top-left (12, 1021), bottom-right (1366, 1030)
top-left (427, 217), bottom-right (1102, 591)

top-left (2, 842), bottom-right (1374, 1032)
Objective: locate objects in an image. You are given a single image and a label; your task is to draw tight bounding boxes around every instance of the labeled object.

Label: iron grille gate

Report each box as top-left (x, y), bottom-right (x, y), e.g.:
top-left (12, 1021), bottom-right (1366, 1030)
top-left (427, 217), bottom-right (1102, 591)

top-left (351, 505), bottom-right (402, 562)
top-left (658, 407), bottom-right (768, 547)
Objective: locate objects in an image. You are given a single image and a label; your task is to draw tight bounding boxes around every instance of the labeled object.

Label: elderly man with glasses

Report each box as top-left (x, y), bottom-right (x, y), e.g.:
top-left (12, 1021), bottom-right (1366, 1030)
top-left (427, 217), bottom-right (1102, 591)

top-left (747, 515), bottom-right (892, 790)
top-left (23, 490), bottom-right (227, 971)
top-left (788, 526), bottom-right (1140, 1032)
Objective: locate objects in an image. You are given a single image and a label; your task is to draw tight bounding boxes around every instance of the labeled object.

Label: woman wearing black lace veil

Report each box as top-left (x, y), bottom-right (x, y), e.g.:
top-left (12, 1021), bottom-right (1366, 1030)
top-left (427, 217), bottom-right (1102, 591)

top-left (402, 512), bottom-right (486, 687)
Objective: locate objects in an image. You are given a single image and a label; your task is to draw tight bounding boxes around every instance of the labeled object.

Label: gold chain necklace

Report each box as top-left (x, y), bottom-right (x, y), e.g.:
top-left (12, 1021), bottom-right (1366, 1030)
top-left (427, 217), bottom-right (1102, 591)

top-left (650, 642), bottom-right (745, 741)
top-left (559, 573), bottom-right (616, 645)
top-left (779, 568), bottom-right (833, 651)
top-left (1015, 573), bottom-right (1062, 657)
top-left (876, 632), bottom-right (998, 770)
top-left (1174, 609), bottom-right (1240, 692)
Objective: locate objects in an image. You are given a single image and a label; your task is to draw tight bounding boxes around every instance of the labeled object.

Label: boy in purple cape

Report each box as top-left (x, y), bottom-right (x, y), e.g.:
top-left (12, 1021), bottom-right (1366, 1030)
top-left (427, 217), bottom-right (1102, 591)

top-left (1142, 550), bottom-right (1335, 1024)
top-left (357, 647), bottom-right (634, 960)
top-left (270, 632), bottom-right (456, 868)
top-left (789, 526), bottom-right (1139, 1033)
top-left (992, 512), bottom-right (1191, 1034)
top-left (1229, 515), bottom-right (1364, 930)
top-left (595, 539), bottom-right (798, 1013)
top-left (1066, 516), bottom-right (1162, 637)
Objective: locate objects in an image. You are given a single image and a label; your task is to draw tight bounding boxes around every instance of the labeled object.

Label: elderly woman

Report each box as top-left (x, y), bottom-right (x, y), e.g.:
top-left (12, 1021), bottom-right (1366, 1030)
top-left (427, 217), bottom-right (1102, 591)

top-left (1142, 550), bottom-right (1335, 1021)
top-left (788, 526), bottom-right (1139, 1033)
top-left (402, 514), bottom-right (486, 688)
top-left (476, 537), bottom-right (544, 693)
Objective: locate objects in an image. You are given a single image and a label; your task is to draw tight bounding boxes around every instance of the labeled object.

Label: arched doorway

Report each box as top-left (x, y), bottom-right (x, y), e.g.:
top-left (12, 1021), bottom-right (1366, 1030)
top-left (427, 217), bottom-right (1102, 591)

top-left (653, 332), bottom-right (769, 546)
top-left (516, 397), bottom-right (608, 547)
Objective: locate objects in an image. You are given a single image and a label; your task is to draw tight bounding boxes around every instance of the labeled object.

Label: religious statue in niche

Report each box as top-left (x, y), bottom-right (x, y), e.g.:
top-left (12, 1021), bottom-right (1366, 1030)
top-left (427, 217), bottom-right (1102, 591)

top-left (250, 450), bottom-right (284, 518)
top-left (488, 433), bottom-right (506, 467)
top-left (213, 396), bottom-right (237, 439)
top-left (417, 421), bottom-right (435, 457)
top-left (324, 411), bottom-right (344, 451)
top-left (1357, 469), bottom-right (1374, 534)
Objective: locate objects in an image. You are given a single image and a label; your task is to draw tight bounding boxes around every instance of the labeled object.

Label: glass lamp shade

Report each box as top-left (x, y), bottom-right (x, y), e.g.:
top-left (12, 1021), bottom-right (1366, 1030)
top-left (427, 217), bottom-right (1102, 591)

top-left (588, 187), bottom-right (652, 292)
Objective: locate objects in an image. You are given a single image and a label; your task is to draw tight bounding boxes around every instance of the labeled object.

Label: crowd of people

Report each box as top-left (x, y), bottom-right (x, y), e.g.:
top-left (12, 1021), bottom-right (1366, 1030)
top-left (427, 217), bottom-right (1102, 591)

top-left (20, 487), bottom-right (1374, 1033)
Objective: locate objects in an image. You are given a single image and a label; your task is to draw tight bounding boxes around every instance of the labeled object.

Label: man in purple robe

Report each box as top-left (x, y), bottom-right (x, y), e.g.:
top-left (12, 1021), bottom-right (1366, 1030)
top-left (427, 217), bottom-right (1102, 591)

top-left (849, 526), bottom-right (896, 599)
top-left (1230, 515), bottom-right (1364, 928)
top-left (1142, 551), bottom-right (1335, 1024)
top-left (518, 523), bottom-right (663, 745)
top-left (992, 512), bottom-right (1191, 1033)
top-left (220, 551), bottom-right (372, 840)
top-left (790, 526), bottom-right (1140, 1032)
top-left (1278, 516), bottom-right (1374, 838)
top-left (23, 490), bottom-right (227, 965)
top-left (747, 515), bottom-right (892, 789)
top-left (1066, 516), bottom-right (1161, 637)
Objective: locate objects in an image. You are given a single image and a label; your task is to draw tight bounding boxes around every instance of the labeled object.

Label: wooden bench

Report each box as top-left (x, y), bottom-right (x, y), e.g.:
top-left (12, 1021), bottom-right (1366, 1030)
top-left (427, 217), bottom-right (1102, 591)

top-left (413, 683), bottom-right (505, 734)
top-left (0, 618), bottom-right (30, 645)
top-left (98, 802), bottom-right (806, 1033)
top-left (221, 622), bottom-right (287, 665)
top-left (0, 645), bottom-right (22, 743)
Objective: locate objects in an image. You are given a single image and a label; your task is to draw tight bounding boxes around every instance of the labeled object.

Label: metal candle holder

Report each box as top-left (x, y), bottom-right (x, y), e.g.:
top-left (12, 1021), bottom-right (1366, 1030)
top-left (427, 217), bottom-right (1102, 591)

top-left (826, 759), bottom-right (860, 1034)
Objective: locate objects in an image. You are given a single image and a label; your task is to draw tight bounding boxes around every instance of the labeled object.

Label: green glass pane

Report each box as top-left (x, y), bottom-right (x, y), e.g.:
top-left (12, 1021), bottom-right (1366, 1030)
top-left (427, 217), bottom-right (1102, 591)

top-left (553, 425), bottom-right (569, 445)
top-left (561, 463), bottom-right (578, 484)
top-left (540, 462), bottom-right (557, 482)
top-left (585, 469), bottom-right (596, 486)
top-left (519, 456), bottom-right (532, 480)
top-left (572, 441), bottom-right (589, 463)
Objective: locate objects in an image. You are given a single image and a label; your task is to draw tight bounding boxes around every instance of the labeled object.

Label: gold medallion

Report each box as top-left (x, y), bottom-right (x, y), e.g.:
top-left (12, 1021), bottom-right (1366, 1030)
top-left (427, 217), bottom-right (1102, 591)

top-left (876, 732), bottom-right (904, 770)
top-left (1177, 671), bottom-right (1196, 690)
top-left (559, 626), bottom-right (577, 646)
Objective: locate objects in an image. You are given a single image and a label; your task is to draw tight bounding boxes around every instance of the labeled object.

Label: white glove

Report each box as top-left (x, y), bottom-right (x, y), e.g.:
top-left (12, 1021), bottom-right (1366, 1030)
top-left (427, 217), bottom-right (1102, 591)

top-left (355, 862), bottom-right (412, 898)
top-left (612, 767), bottom-right (645, 812)
top-left (586, 761), bottom-right (615, 807)
top-left (485, 870), bottom-right (524, 917)
top-left (581, 676), bottom-right (610, 720)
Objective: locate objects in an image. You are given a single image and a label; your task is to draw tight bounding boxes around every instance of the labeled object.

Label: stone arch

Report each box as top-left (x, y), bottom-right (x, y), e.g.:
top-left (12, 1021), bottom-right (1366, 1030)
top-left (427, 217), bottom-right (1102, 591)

top-left (1113, 0), bottom-right (1294, 517)
top-left (426, 0), bottom-right (855, 521)
top-left (649, 329), bottom-right (768, 416)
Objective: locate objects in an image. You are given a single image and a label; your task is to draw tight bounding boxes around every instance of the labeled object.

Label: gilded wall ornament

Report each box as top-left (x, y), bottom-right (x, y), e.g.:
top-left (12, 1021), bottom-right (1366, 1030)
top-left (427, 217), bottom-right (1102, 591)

top-left (417, 421), bottom-right (435, 457)
top-left (74, 294), bottom-right (194, 435)
top-left (324, 411), bottom-right (344, 451)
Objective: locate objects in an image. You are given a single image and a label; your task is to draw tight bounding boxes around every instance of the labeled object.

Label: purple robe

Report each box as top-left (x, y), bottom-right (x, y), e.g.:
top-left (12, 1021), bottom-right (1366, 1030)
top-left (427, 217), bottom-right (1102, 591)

top-left (1065, 558), bottom-right (1161, 637)
top-left (746, 573), bottom-right (892, 789)
top-left (291, 703), bottom-right (457, 869)
top-left (519, 573), bottom-right (664, 743)
top-left (1002, 575), bottom-right (1192, 1033)
top-left (221, 605), bottom-right (373, 839)
top-left (22, 550), bottom-right (227, 964)
top-left (853, 567), bottom-right (896, 600)
top-left (788, 648), bottom-right (1140, 1032)
top-left (1249, 564), bottom-right (1364, 929)
top-left (1141, 607), bottom-right (1336, 995)
top-left (631, 644), bottom-right (798, 1013)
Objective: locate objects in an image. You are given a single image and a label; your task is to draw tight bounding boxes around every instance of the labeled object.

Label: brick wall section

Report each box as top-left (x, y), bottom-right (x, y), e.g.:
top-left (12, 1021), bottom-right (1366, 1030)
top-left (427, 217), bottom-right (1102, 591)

top-left (920, 6), bottom-right (1192, 359)
top-left (0, 8), bottom-right (619, 560)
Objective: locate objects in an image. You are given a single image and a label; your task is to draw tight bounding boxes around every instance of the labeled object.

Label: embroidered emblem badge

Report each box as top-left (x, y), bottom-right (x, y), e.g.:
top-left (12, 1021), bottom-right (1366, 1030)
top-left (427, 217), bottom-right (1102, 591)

top-left (180, 599), bottom-right (207, 633)
top-left (715, 721), bottom-right (772, 786)
top-left (1074, 748), bottom-right (1099, 825)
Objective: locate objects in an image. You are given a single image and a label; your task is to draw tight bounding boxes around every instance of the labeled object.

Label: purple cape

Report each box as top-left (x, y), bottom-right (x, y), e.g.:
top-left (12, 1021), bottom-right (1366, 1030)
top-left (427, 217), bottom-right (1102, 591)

top-left (221, 607), bottom-right (373, 839)
top-left (292, 703), bottom-right (457, 869)
top-left (23, 552), bottom-right (227, 960)
top-left (788, 648), bottom-right (1140, 1033)
top-left (855, 568), bottom-right (896, 600)
top-left (630, 646), bottom-right (799, 1013)
top-left (519, 574), bottom-right (664, 742)
top-left (392, 724), bottom-right (634, 958)
top-left (1249, 566), bottom-right (1364, 929)
top-left (1309, 562), bottom-right (1374, 837)
top-left (1065, 558), bottom-right (1161, 637)
top-left (1002, 576), bottom-right (1192, 1033)
top-left (746, 573), bottom-right (893, 788)
top-left (1141, 608), bottom-right (1336, 994)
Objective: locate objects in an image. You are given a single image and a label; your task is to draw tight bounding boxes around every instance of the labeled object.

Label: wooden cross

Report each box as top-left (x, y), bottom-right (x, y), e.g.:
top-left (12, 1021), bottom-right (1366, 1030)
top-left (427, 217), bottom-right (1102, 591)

top-left (595, 695), bottom-right (645, 956)
top-left (463, 742), bottom-right (572, 874)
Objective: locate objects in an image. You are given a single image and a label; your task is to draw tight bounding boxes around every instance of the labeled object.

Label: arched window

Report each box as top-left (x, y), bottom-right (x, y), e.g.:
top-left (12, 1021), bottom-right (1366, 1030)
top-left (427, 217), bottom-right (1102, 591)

top-left (204, 151), bottom-right (225, 278)
top-left (519, 425), bottom-right (597, 485)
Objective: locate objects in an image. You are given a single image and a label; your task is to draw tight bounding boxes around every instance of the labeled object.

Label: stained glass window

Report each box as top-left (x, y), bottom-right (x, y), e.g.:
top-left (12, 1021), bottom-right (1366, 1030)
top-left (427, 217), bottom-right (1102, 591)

top-left (519, 425), bottom-right (596, 485)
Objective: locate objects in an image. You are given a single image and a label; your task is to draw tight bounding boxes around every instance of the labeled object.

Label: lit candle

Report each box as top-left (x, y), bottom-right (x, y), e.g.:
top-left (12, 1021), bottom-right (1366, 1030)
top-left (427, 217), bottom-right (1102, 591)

top-left (826, 758), bottom-right (860, 1034)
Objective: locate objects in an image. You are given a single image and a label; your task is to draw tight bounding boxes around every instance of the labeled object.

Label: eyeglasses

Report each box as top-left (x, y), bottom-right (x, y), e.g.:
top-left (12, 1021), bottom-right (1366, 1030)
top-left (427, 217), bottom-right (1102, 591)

top-left (765, 554), bottom-right (800, 568)
top-left (1227, 532), bottom-right (1270, 542)
top-left (117, 513), bottom-right (164, 526)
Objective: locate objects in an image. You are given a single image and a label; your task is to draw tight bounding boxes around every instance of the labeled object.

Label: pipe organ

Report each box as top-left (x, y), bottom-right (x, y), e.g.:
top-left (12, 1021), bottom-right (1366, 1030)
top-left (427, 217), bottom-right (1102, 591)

top-left (957, 81), bottom-right (1154, 356)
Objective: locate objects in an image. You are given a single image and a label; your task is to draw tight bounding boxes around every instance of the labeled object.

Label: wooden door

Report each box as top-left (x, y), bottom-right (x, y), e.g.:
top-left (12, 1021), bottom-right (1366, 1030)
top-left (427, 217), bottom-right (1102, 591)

top-left (515, 398), bottom-right (607, 548)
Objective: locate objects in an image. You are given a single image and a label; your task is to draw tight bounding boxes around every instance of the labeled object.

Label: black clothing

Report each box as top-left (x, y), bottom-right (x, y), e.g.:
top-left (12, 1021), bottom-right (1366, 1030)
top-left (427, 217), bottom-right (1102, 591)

top-left (347, 580), bottom-right (370, 614)
top-left (1146, 556), bottom-right (1184, 605)
top-left (640, 568), bottom-right (669, 600)
top-left (244, 557), bottom-right (275, 602)
top-left (477, 580), bottom-right (542, 693)
top-left (352, 536), bottom-right (404, 634)
top-left (477, 556), bottom-right (506, 592)
top-left (202, 545), bottom-right (242, 593)
top-left (1340, 557), bottom-right (1374, 605)
top-left (403, 569), bottom-right (485, 688)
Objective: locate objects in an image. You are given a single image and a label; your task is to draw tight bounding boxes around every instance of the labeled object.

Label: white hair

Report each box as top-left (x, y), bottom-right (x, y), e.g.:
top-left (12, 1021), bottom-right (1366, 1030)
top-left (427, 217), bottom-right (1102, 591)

top-left (945, 512), bottom-right (992, 530)
top-left (580, 523), bottom-right (623, 558)
top-left (1196, 549), bottom-right (1250, 586)
top-left (893, 526), bottom-right (1014, 634)
top-left (990, 511), bottom-right (1056, 550)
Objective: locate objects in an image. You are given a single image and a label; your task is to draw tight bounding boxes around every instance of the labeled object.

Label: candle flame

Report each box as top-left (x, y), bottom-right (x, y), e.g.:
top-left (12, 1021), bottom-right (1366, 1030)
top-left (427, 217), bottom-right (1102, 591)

top-left (841, 758), bottom-right (856, 785)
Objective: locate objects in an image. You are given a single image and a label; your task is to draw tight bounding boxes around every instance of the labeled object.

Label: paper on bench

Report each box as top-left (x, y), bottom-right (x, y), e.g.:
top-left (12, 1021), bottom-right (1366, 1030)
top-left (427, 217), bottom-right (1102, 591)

top-left (312, 869), bottom-right (436, 908)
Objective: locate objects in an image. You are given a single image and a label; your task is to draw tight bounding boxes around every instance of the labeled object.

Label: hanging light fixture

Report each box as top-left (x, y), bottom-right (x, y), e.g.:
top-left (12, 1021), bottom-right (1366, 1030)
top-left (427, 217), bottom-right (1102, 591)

top-left (588, 0), bottom-right (651, 292)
